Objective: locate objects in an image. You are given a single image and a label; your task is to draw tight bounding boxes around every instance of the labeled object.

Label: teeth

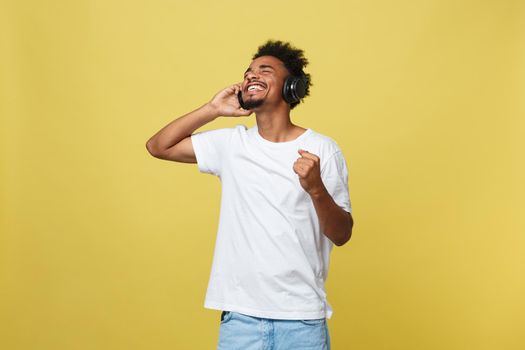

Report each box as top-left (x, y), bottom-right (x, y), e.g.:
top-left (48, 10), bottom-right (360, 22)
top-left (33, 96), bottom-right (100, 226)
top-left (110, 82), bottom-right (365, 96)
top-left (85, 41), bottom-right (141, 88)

top-left (248, 84), bottom-right (264, 92)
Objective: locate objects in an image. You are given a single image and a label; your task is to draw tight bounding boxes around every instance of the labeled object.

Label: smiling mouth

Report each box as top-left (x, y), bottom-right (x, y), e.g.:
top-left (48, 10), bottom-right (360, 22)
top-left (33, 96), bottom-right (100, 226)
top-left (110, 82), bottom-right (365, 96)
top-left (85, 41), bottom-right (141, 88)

top-left (247, 85), bottom-right (264, 92)
top-left (245, 82), bottom-right (267, 94)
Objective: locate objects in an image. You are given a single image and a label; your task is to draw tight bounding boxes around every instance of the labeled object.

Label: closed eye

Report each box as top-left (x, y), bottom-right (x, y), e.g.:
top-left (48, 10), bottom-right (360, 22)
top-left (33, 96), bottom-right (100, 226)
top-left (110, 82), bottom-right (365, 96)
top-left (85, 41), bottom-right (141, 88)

top-left (244, 70), bottom-right (271, 78)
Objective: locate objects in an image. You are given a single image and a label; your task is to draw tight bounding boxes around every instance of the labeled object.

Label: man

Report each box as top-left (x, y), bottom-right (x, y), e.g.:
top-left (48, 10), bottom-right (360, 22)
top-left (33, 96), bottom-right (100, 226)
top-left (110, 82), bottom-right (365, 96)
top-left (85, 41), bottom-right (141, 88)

top-left (146, 40), bottom-right (353, 350)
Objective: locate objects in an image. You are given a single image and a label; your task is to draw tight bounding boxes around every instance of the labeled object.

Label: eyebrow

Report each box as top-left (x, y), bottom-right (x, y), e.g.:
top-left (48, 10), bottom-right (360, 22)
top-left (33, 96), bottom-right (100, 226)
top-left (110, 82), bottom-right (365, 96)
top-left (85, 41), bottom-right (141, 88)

top-left (244, 64), bottom-right (276, 74)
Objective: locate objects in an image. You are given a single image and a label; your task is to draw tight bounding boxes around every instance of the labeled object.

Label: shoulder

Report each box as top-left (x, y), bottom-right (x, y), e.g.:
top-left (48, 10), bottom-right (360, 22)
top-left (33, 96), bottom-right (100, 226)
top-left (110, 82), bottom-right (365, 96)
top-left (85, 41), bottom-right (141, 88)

top-left (234, 123), bottom-right (249, 133)
top-left (303, 129), bottom-right (344, 164)
top-left (192, 123), bottom-right (248, 141)
top-left (225, 123), bottom-right (249, 136)
top-left (305, 129), bottom-right (341, 150)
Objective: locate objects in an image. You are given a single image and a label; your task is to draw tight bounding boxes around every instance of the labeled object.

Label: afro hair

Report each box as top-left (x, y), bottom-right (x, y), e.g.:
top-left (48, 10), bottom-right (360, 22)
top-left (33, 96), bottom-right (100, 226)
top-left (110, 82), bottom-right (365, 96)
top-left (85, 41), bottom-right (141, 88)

top-left (252, 40), bottom-right (312, 109)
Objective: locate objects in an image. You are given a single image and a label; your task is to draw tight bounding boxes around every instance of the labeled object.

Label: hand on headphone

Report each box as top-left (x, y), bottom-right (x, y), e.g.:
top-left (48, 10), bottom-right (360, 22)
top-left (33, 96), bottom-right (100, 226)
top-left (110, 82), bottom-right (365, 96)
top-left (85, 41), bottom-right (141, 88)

top-left (207, 84), bottom-right (253, 117)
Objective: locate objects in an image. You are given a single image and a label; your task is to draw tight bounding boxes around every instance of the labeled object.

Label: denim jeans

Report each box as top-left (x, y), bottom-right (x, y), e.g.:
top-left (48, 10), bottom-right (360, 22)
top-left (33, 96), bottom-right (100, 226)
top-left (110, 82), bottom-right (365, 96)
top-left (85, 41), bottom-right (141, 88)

top-left (217, 311), bottom-right (331, 350)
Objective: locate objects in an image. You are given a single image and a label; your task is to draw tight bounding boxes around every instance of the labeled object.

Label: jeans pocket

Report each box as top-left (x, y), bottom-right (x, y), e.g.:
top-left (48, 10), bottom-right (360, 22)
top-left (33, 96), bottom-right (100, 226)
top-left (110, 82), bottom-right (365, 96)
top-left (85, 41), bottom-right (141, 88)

top-left (220, 311), bottom-right (233, 324)
top-left (299, 318), bottom-right (325, 326)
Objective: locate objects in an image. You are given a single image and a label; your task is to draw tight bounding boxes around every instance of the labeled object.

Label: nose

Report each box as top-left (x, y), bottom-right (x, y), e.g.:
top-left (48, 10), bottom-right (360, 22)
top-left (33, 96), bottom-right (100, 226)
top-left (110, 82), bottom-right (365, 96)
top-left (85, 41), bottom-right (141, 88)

top-left (245, 70), bottom-right (259, 81)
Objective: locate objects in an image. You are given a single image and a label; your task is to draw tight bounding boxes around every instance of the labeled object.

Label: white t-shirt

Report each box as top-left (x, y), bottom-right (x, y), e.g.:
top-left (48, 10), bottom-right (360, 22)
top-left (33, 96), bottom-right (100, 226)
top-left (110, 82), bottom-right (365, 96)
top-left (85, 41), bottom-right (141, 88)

top-left (190, 123), bottom-right (352, 320)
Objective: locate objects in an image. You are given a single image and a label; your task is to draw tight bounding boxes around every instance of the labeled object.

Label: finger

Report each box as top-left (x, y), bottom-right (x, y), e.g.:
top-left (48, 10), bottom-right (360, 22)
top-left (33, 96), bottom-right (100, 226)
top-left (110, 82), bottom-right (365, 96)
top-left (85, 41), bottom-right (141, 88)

top-left (293, 163), bottom-right (307, 175)
top-left (222, 86), bottom-right (235, 97)
top-left (293, 166), bottom-right (305, 177)
top-left (295, 168), bottom-right (307, 177)
top-left (298, 149), bottom-right (320, 162)
top-left (296, 158), bottom-right (315, 168)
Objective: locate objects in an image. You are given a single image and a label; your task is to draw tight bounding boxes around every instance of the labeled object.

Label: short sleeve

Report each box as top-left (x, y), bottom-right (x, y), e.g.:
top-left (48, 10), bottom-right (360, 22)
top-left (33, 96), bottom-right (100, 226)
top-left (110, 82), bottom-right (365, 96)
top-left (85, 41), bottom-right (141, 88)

top-left (190, 127), bottom-right (234, 177)
top-left (320, 150), bottom-right (352, 214)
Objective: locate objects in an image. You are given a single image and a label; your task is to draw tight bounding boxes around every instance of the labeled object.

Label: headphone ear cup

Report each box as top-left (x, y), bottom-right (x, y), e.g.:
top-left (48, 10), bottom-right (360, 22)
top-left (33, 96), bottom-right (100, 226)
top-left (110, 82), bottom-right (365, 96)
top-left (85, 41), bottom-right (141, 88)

top-left (282, 76), bottom-right (307, 104)
top-left (282, 76), bottom-right (295, 104)
top-left (293, 77), bottom-right (307, 101)
top-left (238, 90), bottom-right (247, 109)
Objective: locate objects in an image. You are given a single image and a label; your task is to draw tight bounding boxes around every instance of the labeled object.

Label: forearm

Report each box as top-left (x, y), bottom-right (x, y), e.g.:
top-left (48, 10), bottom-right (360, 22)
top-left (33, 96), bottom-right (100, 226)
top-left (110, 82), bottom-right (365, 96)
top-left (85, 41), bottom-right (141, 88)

top-left (309, 186), bottom-right (353, 246)
top-left (146, 103), bottom-right (218, 153)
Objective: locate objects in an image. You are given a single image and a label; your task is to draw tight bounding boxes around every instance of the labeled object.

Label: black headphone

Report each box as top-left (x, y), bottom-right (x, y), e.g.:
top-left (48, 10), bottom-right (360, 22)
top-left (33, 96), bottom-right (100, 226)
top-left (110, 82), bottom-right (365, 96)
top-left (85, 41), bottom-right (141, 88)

top-left (282, 75), bottom-right (308, 104)
top-left (238, 74), bottom-right (308, 108)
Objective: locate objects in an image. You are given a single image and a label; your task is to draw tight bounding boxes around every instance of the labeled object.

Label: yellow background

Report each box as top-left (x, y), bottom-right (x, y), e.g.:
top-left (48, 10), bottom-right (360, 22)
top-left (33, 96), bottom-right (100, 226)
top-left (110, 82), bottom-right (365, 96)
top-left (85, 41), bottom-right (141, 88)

top-left (1, 0), bottom-right (524, 349)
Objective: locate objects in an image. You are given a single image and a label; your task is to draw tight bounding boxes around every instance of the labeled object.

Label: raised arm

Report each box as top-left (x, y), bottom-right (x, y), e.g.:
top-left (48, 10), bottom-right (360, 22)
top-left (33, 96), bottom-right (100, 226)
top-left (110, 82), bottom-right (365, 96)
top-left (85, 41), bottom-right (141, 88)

top-left (145, 84), bottom-right (252, 163)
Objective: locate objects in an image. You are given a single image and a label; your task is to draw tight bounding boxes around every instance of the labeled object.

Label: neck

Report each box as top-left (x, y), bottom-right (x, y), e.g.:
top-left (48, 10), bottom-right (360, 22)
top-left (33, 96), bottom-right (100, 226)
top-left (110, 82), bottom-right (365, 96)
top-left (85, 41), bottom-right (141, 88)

top-left (254, 105), bottom-right (305, 143)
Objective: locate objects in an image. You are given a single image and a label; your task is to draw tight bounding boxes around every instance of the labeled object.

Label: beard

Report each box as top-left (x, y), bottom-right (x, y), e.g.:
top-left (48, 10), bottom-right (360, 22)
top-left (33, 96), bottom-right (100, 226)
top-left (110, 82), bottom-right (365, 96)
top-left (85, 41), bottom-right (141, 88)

top-left (241, 95), bottom-right (265, 110)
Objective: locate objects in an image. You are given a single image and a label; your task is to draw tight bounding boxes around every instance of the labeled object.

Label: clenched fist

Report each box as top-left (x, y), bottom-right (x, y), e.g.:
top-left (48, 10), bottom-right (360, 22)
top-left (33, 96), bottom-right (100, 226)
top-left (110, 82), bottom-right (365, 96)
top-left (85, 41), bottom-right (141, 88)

top-left (293, 149), bottom-right (326, 196)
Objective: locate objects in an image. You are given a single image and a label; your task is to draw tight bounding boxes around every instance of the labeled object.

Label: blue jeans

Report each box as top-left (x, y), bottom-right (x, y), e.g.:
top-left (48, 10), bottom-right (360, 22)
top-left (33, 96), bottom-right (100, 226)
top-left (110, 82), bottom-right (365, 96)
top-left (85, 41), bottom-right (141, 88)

top-left (217, 311), bottom-right (331, 350)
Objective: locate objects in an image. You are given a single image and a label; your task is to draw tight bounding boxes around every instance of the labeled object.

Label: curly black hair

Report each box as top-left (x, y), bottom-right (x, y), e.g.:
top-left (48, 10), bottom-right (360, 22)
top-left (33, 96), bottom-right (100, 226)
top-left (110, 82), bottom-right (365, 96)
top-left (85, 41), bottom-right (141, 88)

top-left (252, 40), bottom-right (312, 109)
